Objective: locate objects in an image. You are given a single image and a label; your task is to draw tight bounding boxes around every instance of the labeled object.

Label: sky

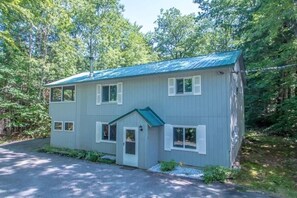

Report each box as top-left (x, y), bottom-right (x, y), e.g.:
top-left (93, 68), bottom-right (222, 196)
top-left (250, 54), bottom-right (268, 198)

top-left (120, 0), bottom-right (198, 33)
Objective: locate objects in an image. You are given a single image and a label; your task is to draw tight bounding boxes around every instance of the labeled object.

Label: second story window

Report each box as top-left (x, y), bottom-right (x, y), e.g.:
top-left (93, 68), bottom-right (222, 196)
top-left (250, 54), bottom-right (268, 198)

top-left (176, 78), bottom-right (192, 94)
top-left (168, 76), bottom-right (201, 96)
top-left (50, 85), bottom-right (75, 102)
top-left (102, 85), bottom-right (117, 103)
top-left (96, 83), bottom-right (123, 105)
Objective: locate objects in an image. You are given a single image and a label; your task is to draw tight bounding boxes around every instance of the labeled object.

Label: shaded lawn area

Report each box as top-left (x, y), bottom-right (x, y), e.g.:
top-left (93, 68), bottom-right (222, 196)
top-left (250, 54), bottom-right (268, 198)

top-left (234, 131), bottom-right (297, 198)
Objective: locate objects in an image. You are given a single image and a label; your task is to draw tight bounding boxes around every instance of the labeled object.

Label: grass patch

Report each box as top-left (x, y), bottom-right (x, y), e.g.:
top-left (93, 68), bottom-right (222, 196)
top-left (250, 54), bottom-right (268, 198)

top-left (203, 166), bottom-right (239, 184)
top-left (38, 145), bottom-right (115, 164)
top-left (233, 131), bottom-right (297, 198)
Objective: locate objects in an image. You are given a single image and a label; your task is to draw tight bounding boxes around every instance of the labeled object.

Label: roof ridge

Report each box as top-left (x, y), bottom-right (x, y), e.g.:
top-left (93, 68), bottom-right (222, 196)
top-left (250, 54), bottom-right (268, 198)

top-left (93, 49), bottom-right (242, 73)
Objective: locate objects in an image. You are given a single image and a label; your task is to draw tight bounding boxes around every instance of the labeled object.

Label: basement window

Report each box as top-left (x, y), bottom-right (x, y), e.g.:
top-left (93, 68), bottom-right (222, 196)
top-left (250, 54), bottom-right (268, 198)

top-left (54, 121), bottom-right (63, 131)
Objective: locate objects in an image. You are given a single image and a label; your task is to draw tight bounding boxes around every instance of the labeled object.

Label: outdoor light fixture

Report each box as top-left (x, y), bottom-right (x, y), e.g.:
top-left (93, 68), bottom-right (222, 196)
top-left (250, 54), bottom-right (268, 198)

top-left (217, 71), bottom-right (225, 75)
top-left (139, 125), bottom-right (143, 131)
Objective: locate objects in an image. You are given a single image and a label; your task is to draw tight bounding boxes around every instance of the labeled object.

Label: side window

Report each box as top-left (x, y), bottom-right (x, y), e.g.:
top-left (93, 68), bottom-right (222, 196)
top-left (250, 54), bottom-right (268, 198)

top-left (51, 87), bottom-right (62, 102)
top-left (65, 122), bottom-right (74, 132)
top-left (63, 86), bottom-right (75, 101)
top-left (54, 121), bottom-right (63, 131)
top-left (50, 86), bottom-right (75, 102)
top-left (96, 122), bottom-right (117, 142)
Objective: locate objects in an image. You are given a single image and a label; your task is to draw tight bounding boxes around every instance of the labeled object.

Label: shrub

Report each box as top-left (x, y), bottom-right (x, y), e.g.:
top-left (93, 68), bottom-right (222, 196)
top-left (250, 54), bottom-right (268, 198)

top-left (38, 145), bottom-right (115, 164)
top-left (160, 160), bottom-right (177, 171)
top-left (85, 151), bottom-right (99, 162)
top-left (203, 166), bottom-right (237, 184)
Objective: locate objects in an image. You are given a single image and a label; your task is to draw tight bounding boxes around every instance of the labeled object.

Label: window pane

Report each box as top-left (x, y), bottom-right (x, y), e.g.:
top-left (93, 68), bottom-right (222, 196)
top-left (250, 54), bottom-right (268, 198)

top-left (102, 124), bottom-right (109, 140)
top-left (185, 78), bottom-right (192, 93)
top-left (63, 86), bottom-right (75, 101)
top-left (176, 79), bottom-right (184, 94)
top-left (51, 87), bottom-right (62, 102)
top-left (125, 130), bottom-right (135, 155)
top-left (110, 85), bottom-right (117, 102)
top-left (185, 128), bottom-right (196, 149)
top-left (65, 122), bottom-right (74, 131)
top-left (54, 122), bottom-right (62, 130)
top-left (102, 86), bottom-right (109, 102)
top-left (110, 124), bottom-right (117, 141)
top-left (173, 127), bottom-right (183, 148)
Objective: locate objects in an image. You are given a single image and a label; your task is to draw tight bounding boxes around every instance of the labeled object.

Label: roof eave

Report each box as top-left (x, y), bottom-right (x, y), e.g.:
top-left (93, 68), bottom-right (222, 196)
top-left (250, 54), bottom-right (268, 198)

top-left (44, 64), bottom-right (234, 87)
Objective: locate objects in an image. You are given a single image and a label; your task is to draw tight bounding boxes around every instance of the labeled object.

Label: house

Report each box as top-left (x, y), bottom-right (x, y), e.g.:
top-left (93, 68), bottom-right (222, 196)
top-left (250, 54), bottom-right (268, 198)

top-left (46, 50), bottom-right (245, 169)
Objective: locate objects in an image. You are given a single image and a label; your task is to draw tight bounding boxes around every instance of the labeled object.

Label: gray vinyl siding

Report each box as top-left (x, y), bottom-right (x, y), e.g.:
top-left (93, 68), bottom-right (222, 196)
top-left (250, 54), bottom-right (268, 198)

top-left (49, 102), bottom-right (77, 149)
top-left (146, 127), bottom-right (159, 168)
top-left (115, 112), bottom-right (147, 168)
top-left (49, 66), bottom-right (236, 167)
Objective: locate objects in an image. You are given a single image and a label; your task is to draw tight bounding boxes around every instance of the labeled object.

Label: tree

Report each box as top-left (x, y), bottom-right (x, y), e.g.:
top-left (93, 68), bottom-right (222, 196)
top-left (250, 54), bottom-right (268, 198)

top-left (149, 8), bottom-right (200, 59)
top-left (194, 0), bottom-right (297, 136)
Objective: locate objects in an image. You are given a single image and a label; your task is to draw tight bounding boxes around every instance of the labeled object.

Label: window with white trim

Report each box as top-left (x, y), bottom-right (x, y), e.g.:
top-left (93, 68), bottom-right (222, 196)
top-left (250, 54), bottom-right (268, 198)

top-left (54, 121), bottom-right (63, 131)
top-left (168, 76), bottom-right (201, 96)
top-left (96, 122), bottom-right (117, 143)
top-left (50, 85), bottom-right (75, 102)
top-left (65, 122), bottom-right (74, 132)
top-left (164, 124), bottom-right (206, 154)
top-left (102, 85), bottom-right (117, 103)
top-left (96, 83), bottom-right (123, 105)
top-left (173, 127), bottom-right (196, 150)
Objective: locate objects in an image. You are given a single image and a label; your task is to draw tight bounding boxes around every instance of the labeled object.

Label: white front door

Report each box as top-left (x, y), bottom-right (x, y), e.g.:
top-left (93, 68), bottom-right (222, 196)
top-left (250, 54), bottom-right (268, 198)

top-left (123, 127), bottom-right (138, 167)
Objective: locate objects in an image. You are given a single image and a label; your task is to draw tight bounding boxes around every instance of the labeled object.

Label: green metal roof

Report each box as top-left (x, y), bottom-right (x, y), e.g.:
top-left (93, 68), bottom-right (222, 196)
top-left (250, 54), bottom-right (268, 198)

top-left (46, 50), bottom-right (242, 87)
top-left (109, 107), bottom-right (165, 127)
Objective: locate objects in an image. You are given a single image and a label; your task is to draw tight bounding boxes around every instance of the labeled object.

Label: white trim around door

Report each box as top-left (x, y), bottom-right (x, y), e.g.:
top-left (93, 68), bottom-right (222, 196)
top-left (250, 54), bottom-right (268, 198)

top-left (123, 127), bottom-right (138, 167)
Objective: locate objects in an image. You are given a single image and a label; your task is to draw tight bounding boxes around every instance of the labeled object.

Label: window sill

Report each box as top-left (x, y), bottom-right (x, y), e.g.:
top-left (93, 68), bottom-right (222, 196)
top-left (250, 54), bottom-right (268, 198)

top-left (50, 101), bottom-right (76, 104)
top-left (96, 140), bottom-right (116, 144)
top-left (171, 147), bottom-right (198, 153)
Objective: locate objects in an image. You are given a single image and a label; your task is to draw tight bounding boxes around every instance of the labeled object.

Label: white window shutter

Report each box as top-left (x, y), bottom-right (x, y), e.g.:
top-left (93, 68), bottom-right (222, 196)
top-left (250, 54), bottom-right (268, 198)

top-left (96, 122), bottom-right (102, 143)
top-left (96, 84), bottom-right (101, 105)
top-left (164, 124), bottom-right (173, 151)
top-left (168, 78), bottom-right (175, 96)
top-left (193, 75), bottom-right (201, 95)
top-left (117, 82), bottom-right (123, 105)
top-left (197, 125), bottom-right (206, 154)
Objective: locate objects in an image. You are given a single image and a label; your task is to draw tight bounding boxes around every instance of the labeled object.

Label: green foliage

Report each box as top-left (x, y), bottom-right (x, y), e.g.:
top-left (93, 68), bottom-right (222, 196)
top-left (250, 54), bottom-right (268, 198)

top-left (203, 166), bottom-right (237, 184)
top-left (148, 8), bottom-right (200, 59)
top-left (234, 131), bottom-right (297, 198)
top-left (0, 0), bottom-right (156, 138)
top-left (38, 145), bottom-right (115, 164)
top-left (160, 160), bottom-right (177, 172)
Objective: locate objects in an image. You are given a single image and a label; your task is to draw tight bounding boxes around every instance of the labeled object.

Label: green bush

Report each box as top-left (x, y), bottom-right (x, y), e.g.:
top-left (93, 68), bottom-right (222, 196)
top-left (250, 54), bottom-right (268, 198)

top-left (85, 151), bottom-right (99, 162)
top-left (160, 160), bottom-right (177, 171)
top-left (203, 166), bottom-right (237, 184)
top-left (38, 145), bottom-right (115, 164)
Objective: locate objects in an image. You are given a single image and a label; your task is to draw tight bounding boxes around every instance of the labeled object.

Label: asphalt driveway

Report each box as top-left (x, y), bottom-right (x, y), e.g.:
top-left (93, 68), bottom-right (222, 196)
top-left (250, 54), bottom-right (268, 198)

top-left (0, 139), bottom-right (272, 198)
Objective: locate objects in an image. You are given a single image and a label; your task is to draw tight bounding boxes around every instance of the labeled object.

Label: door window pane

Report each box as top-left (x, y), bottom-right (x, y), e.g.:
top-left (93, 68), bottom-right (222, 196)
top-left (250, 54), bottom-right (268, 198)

top-left (185, 78), bottom-right (192, 93)
top-left (110, 124), bottom-right (117, 141)
top-left (102, 124), bottom-right (109, 140)
top-left (125, 130), bottom-right (135, 155)
top-left (51, 87), bottom-right (62, 102)
top-left (185, 128), bottom-right (196, 149)
top-left (173, 127), bottom-right (183, 148)
top-left (176, 79), bottom-right (184, 94)
top-left (110, 85), bottom-right (117, 102)
top-left (102, 86), bottom-right (109, 102)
